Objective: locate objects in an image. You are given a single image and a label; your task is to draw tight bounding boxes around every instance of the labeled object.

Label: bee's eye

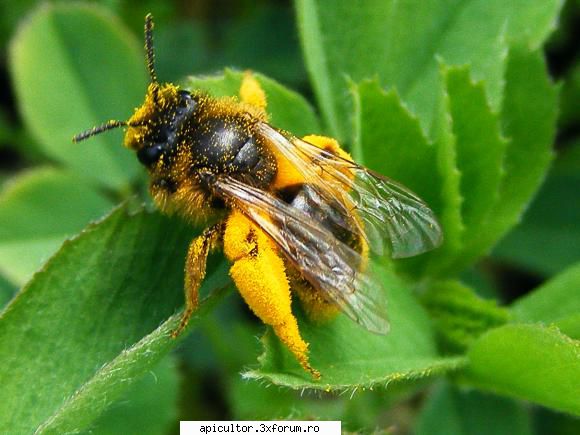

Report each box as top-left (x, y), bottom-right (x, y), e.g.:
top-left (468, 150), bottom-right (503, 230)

top-left (137, 143), bottom-right (164, 167)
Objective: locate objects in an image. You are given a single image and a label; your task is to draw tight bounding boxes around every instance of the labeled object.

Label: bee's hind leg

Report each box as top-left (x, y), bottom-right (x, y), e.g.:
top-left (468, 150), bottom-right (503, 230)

top-left (171, 222), bottom-right (223, 338)
top-left (223, 210), bottom-right (320, 379)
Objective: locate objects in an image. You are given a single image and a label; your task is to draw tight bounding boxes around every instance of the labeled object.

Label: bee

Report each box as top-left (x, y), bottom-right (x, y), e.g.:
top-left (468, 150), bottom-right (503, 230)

top-left (74, 14), bottom-right (442, 379)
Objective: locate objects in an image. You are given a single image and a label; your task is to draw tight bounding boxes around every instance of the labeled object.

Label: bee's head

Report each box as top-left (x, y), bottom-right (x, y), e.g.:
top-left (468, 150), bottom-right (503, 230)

top-left (73, 14), bottom-right (197, 169)
top-left (123, 83), bottom-right (198, 168)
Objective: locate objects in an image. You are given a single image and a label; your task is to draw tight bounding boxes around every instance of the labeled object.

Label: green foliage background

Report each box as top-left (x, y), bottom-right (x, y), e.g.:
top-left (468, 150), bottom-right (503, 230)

top-left (0, 0), bottom-right (578, 433)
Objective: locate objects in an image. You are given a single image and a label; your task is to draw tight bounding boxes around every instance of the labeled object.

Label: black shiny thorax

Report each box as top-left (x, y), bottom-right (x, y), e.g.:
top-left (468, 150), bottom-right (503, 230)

top-left (186, 113), bottom-right (276, 188)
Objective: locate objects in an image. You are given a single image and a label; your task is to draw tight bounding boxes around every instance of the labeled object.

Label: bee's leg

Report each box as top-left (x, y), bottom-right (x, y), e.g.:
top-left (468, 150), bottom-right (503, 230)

top-left (171, 222), bottom-right (223, 338)
top-left (239, 72), bottom-right (268, 115)
top-left (223, 210), bottom-right (320, 379)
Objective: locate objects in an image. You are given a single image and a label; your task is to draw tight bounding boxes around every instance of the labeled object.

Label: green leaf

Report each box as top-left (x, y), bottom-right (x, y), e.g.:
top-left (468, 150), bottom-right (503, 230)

top-left (296, 0), bottom-right (563, 140)
top-left (421, 280), bottom-right (509, 352)
top-left (245, 267), bottom-right (466, 389)
top-left (415, 382), bottom-right (533, 435)
top-left (0, 167), bottom-right (112, 286)
top-left (484, 47), bottom-right (559, 267)
top-left (559, 60), bottom-right (580, 131)
top-left (229, 375), bottom-right (403, 431)
top-left (493, 143), bottom-right (579, 276)
top-left (444, 65), bottom-right (506, 238)
top-left (89, 355), bottom-right (179, 435)
top-left (429, 48), bottom-right (557, 275)
top-left (155, 19), bottom-right (211, 83)
top-left (0, 0), bottom-right (36, 51)
top-left (460, 265), bottom-right (501, 300)
top-left (0, 206), bottom-right (225, 433)
top-left (0, 274), bottom-right (16, 309)
top-left (428, 75), bottom-right (465, 261)
top-left (533, 406), bottom-right (580, 435)
top-left (38, 283), bottom-right (229, 434)
top-left (0, 107), bottom-right (16, 145)
top-left (184, 69), bottom-right (321, 136)
top-left (9, 4), bottom-right (145, 190)
top-left (433, 65), bottom-right (508, 273)
top-left (465, 324), bottom-right (580, 415)
top-left (228, 377), bottom-right (342, 420)
top-left (512, 262), bottom-right (580, 339)
top-left (220, 5), bottom-right (307, 87)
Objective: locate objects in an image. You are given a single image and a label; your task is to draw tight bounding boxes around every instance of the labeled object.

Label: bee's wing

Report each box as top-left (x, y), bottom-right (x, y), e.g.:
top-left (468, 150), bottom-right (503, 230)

top-left (214, 175), bottom-right (390, 334)
top-left (257, 123), bottom-right (443, 258)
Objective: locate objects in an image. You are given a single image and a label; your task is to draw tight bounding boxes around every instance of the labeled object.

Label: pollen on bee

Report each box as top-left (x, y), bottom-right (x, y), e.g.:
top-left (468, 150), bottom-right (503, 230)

top-left (240, 71), bottom-right (267, 113)
top-left (223, 210), bottom-right (319, 378)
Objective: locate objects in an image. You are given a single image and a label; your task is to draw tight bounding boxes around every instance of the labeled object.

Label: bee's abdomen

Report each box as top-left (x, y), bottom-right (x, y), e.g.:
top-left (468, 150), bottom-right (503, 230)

top-left (189, 117), bottom-right (276, 188)
top-left (280, 184), bottom-right (362, 251)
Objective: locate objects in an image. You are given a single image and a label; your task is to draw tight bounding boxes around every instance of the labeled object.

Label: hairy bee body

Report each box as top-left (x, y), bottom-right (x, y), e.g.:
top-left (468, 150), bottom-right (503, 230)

top-left (74, 14), bottom-right (442, 379)
top-left (130, 85), bottom-right (364, 260)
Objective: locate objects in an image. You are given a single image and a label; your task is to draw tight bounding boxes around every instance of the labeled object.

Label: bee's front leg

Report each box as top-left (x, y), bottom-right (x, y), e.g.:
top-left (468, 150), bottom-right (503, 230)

top-left (172, 222), bottom-right (223, 338)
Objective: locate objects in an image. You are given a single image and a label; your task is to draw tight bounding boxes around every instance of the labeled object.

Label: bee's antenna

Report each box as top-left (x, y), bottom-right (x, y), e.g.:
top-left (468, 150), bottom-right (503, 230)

top-left (144, 13), bottom-right (158, 84)
top-left (72, 120), bottom-right (127, 143)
